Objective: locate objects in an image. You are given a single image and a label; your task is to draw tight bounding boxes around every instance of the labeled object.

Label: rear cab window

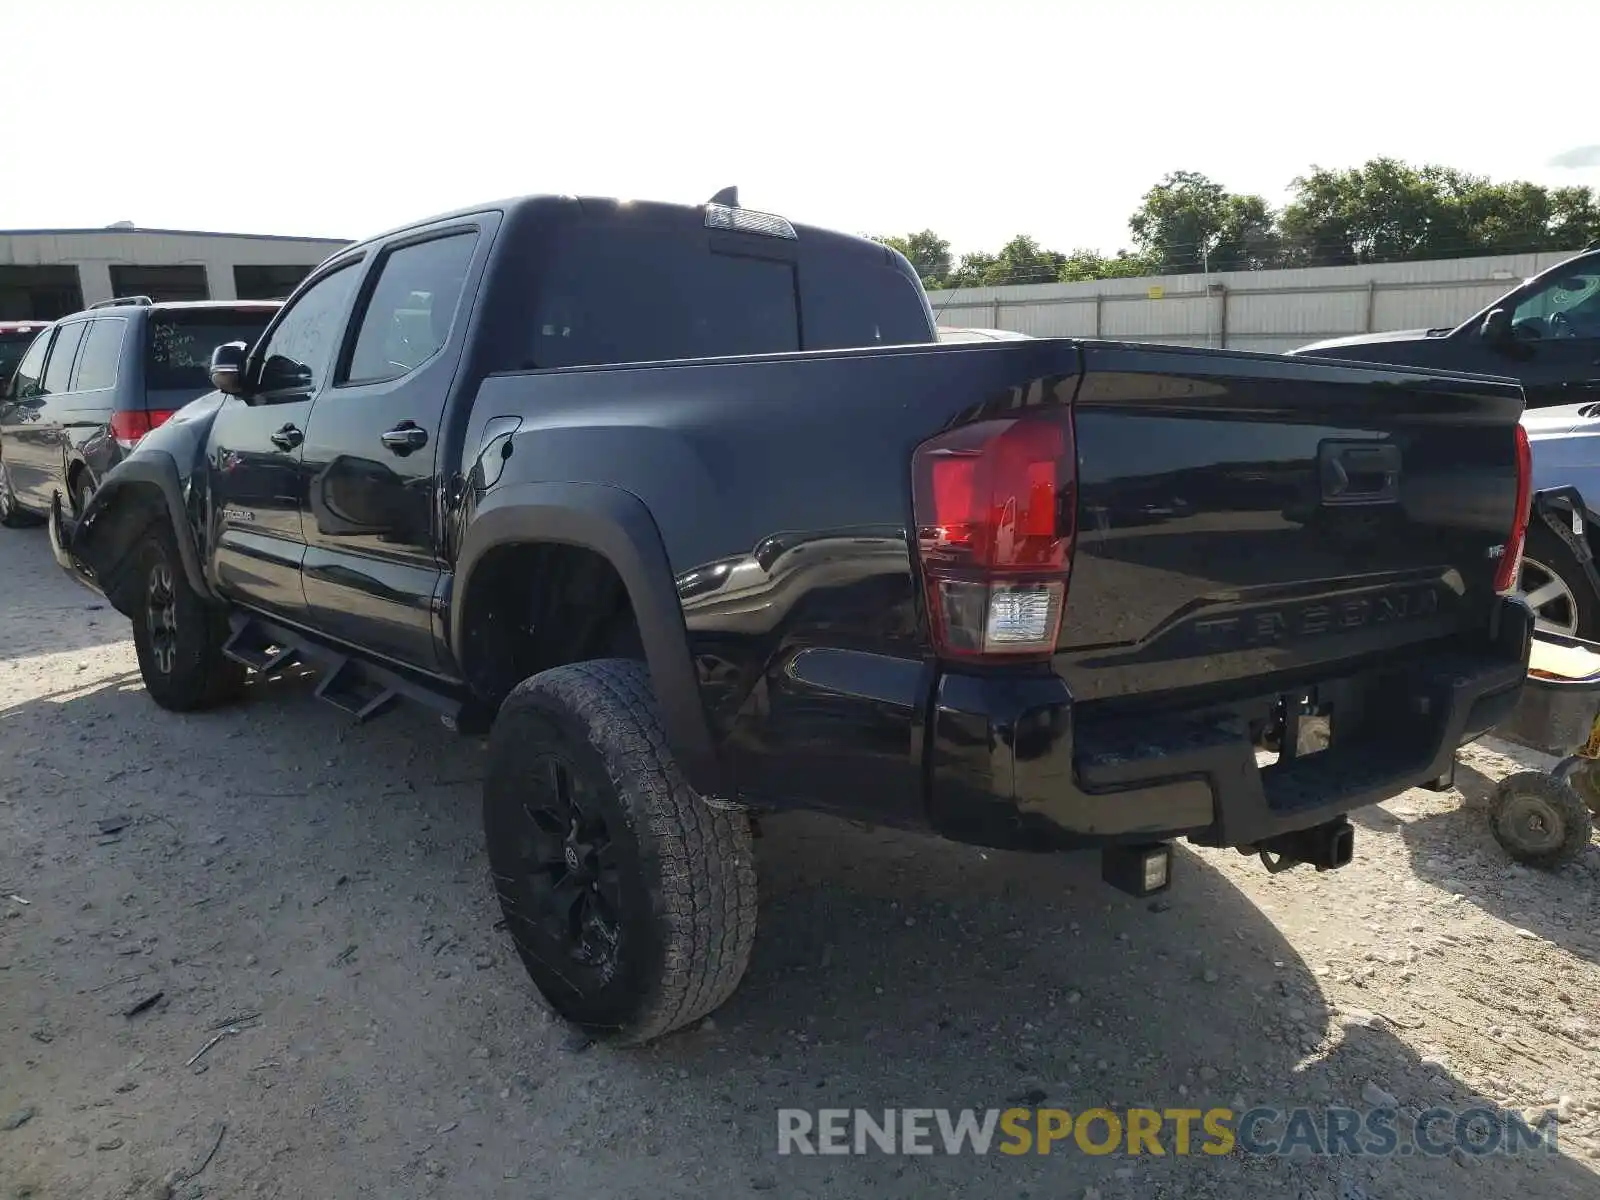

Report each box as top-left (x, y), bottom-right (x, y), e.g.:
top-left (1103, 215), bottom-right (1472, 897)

top-left (147, 308), bottom-right (276, 392)
top-left (524, 221), bottom-right (933, 370)
top-left (530, 228), bottom-right (799, 369)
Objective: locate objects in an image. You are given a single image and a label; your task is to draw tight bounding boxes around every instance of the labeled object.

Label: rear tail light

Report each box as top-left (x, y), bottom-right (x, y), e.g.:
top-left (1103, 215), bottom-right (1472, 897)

top-left (1494, 422), bottom-right (1533, 595)
top-left (911, 407), bottom-right (1078, 660)
top-left (110, 409), bottom-right (178, 451)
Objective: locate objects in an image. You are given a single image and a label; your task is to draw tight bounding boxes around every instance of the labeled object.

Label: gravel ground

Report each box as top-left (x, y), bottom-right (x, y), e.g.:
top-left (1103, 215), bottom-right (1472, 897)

top-left (2, 524), bottom-right (1599, 1199)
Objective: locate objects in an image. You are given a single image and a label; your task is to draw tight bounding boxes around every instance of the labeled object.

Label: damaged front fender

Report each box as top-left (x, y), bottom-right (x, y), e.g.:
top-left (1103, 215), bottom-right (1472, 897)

top-left (51, 397), bottom-right (223, 615)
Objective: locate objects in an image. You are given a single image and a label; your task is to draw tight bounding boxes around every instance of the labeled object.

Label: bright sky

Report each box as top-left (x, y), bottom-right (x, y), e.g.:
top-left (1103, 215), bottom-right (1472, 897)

top-left (4, 1), bottom-right (1595, 257)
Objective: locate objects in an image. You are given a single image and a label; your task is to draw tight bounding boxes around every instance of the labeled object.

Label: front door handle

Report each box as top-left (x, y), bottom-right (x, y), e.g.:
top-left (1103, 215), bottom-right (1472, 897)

top-left (381, 421), bottom-right (428, 455)
top-left (270, 423), bottom-right (303, 451)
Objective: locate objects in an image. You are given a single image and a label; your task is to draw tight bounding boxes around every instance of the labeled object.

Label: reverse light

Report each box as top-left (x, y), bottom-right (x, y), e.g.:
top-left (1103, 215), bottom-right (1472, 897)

top-left (110, 409), bottom-right (178, 451)
top-left (912, 407), bottom-right (1077, 660)
top-left (1494, 422), bottom-right (1533, 595)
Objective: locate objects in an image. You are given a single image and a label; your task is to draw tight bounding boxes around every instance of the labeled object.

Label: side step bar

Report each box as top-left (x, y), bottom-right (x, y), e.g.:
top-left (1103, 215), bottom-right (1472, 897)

top-left (223, 612), bottom-right (465, 727)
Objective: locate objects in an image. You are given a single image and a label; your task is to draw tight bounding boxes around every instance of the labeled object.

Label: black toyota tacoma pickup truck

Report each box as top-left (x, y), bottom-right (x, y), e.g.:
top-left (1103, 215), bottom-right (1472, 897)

top-left (52, 190), bottom-right (1535, 1043)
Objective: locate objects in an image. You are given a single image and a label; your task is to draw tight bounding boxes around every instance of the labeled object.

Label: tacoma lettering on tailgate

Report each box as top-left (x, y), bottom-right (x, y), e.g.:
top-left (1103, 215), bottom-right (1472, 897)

top-left (1190, 585), bottom-right (1443, 652)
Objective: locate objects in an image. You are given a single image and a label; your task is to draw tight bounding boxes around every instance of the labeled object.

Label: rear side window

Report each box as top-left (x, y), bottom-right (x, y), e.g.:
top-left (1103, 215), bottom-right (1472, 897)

top-left (42, 322), bottom-right (87, 393)
top-left (147, 309), bottom-right (275, 391)
top-left (74, 319), bottom-right (126, 391)
top-left (529, 229), bottom-right (799, 368)
top-left (344, 231), bottom-right (477, 385)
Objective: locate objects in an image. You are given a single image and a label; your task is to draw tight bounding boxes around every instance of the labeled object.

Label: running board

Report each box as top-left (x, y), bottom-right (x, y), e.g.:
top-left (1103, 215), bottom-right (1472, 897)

top-left (222, 622), bottom-right (300, 676)
top-left (225, 612), bottom-right (465, 727)
top-left (314, 659), bottom-right (397, 723)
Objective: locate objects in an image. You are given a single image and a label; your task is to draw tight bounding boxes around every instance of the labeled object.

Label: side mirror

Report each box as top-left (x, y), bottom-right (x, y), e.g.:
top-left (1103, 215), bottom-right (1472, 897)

top-left (1479, 307), bottom-right (1513, 344)
top-left (209, 341), bottom-right (249, 394)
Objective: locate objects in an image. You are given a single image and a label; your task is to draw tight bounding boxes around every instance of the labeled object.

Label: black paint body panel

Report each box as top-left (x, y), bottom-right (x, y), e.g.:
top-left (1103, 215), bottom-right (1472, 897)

top-left (56, 193), bottom-right (1535, 854)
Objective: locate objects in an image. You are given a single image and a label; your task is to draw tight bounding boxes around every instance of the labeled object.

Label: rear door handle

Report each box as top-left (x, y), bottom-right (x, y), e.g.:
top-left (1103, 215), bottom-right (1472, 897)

top-left (270, 424), bottom-right (303, 451)
top-left (381, 421), bottom-right (428, 455)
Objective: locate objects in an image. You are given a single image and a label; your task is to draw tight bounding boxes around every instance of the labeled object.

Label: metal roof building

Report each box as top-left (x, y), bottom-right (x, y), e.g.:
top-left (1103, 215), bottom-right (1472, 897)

top-left (0, 226), bottom-right (352, 320)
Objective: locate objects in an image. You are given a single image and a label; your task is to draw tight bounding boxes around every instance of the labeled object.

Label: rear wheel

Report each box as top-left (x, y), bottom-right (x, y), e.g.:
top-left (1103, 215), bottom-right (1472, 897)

top-left (129, 525), bottom-right (246, 711)
top-left (1514, 527), bottom-right (1600, 639)
top-left (0, 460), bottom-right (41, 528)
top-left (484, 659), bottom-right (757, 1044)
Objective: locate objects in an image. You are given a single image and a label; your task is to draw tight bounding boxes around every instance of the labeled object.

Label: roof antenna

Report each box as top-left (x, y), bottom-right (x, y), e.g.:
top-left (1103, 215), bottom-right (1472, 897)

top-left (708, 186), bottom-right (739, 207)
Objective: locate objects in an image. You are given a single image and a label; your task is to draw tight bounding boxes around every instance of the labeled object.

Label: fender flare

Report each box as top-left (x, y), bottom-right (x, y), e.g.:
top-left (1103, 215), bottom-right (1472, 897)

top-left (83, 451), bottom-right (215, 603)
top-left (452, 481), bottom-right (727, 797)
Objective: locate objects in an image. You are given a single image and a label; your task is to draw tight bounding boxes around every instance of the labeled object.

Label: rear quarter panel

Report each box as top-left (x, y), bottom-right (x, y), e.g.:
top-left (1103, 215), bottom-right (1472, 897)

top-left (460, 340), bottom-right (1083, 818)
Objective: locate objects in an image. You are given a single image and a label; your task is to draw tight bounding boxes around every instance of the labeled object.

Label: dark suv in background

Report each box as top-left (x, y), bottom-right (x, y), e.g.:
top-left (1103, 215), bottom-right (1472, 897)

top-left (0, 297), bottom-right (278, 527)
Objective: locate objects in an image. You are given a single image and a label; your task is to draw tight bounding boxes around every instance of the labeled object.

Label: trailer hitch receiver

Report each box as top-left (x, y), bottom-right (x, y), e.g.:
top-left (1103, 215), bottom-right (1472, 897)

top-left (1256, 817), bottom-right (1354, 874)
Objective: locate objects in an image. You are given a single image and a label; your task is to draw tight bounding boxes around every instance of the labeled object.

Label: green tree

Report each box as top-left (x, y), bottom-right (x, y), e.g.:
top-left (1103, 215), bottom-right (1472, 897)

top-left (1128, 171), bottom-right (1282, 273)
top-left (892, 162), bottom-right (1600, 296)
top-left (1549, 187), bottom-right (1600, 248)
top-left (1278, 159), bottom-right (1598, 266)
top-left (946, 251), bottom-right (998, 289)
top-left (982, 235), bottom-right (1066, 286)
top-left (1056, 248), bottom-right (1158, 282)
top-left (872, 230), bottom-right (952, 289)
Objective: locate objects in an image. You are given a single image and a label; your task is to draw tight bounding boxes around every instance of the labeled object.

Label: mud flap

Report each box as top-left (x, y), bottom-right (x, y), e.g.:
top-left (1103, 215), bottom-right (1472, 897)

top-left (1532, 486), bottom-right (1600, 600)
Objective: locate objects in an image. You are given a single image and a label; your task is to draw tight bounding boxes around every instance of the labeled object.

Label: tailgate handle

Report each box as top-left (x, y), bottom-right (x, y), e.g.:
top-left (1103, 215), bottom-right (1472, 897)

top-left (1319, 441), bottom-right (1400, 506)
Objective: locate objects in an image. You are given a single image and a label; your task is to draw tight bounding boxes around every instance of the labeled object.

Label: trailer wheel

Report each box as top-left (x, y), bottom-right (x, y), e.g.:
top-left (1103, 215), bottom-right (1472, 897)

top-left (1489, 771), bottom-right (1593, 868)
top-left (484, 659), bottom-right (757, 1044)
top-left (1566, 759), bottom-right (1600, 818)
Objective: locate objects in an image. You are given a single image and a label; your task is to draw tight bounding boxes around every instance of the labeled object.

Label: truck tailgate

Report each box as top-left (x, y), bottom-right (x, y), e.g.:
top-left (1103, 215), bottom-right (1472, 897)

top-left (1059, 343), bottom-right (1526, 706)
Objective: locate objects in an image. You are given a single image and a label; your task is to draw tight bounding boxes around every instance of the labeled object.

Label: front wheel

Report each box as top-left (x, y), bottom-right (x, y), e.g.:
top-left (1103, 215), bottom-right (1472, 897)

top-left (484, 659), bottom-right (757, 1044)
top-left (129, 525), bottom-right (246, 711)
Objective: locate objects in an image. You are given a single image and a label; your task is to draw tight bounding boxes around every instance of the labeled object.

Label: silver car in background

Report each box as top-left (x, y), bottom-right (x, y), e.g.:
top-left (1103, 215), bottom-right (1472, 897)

top-left (936, 326), bottom-right (1034, 343)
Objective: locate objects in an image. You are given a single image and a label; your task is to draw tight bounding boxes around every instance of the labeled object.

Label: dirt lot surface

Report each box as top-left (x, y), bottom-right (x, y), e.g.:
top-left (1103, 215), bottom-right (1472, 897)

top-left (2, 525), bottom-right (1599, 1199)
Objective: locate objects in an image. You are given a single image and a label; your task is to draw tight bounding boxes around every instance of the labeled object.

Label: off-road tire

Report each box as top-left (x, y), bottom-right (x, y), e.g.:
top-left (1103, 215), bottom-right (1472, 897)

top-left (484, 658), bottom-right (757, 1045)
top-left (129, 525), bottom-right (246, 711)
top-left (1489, 771), bottom-right (1593, 869)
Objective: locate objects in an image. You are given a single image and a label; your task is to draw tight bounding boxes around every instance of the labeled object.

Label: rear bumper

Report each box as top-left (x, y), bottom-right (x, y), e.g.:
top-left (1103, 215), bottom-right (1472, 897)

top-left (926, 599), bottom-right (1532, 852)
